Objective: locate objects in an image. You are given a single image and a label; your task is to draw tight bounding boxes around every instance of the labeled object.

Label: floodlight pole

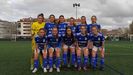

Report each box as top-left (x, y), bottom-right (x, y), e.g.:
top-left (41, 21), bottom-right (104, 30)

top-left (73, 3), bottom-right (80, 19)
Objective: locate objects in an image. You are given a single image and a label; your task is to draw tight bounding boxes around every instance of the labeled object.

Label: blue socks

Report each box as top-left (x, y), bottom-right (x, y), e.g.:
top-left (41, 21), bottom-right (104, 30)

top-left (84, 56), bottom-right (88, 67)
top-left (56, 57), bottom-right (61, 68)
top-left (95, 53), bottom-right (98, 65)
top-left (77, 56), bottom-right (81, 67)
top-left (71, 52), bottom-right (76, 65)
top-left (43, 58), bottom-right (47, 68)
top-left (92, 57), bottom-right (96, 68)
top-left (49, 57), bottom-right (53, 68)
top-left (34, 59), bottom-right (39, 68)
top-left (63, 52), bottom-right (67, 65)
top-left (100, 58), bottom-right (104, 67)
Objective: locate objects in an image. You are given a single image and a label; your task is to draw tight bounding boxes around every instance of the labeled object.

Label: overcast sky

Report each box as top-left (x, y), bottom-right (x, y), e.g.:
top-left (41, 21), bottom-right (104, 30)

top-left (0, 0), bottom-right (133, 29)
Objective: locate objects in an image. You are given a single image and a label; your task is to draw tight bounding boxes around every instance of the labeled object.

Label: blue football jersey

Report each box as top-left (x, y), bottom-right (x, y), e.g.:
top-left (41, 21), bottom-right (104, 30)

top-left (76, 24), bottom-right (89, 33)
top-left (89, 33), bottom-right (104, 47)
top-left (75, 33), bottom-right (89, 47)
top-left (67, 25), bottom-right (76, 35)
top-left (88, 23), bottom-right (101, 33)
top-left (35, 35), bottom-right (47, 50)
top-left (58, 22), bottom-right (68, 37)
top-left (62, 35), bottom-right (75, 46)
top-left (47, 34), bottom-right (62, 48)
top-left (44, 22), bottom-right (56, 35)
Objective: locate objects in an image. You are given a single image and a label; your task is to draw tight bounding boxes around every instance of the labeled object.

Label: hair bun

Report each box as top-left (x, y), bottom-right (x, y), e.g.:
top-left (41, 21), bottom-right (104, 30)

top-left (38, 13), bottom-right (44, 17)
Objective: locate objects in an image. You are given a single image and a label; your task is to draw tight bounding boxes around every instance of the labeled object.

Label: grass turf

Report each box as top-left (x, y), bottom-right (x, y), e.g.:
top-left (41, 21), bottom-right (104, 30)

top-left (0, 41), bottom-right (133, 75)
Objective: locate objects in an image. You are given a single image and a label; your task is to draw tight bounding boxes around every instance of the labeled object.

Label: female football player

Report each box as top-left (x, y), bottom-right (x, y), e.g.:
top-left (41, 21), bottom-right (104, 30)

top-left (31, 13), bottom-right (45, 70)
top-left (75, 25), bottom-right (90, 71)
top-left (44, 14), bottom-right (56, 36)
top-left (88, 15), bottom-right (101, 32)
top-left (58, 15), bottom-right (67, 37)
top-left (62, 27), bottom-right (76, 67)
top-left (76, 16), bottom-right (88, 33)
top-left (47, 27), bottom-right (62, 72)
top-left (90, 26), bottom-right (105, 71)
top-left (68, 17), bottom-right (77, 35)
top-left (32, 28), bottom-right (47, 73)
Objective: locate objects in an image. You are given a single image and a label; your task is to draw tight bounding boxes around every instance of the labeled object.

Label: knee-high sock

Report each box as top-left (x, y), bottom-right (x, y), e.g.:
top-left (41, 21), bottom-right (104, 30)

top-left (43, 58), bottom-right (47, 68)
top-left (49, 57), bottom-right (53, 68)
top-left (71, 52), bottom-right (76, 65)
top-left (77, 56), bottom-right (81, 67)
top-left (91, 57), bottom-right (96, 68)
top-left (95, 53), bottom-right (98, 64)
top-left (100, 58), bottom-right (104, 67)
top-left (34, 59), bottom-right (39, 68)
top-left (63, 52), bottom-right (67, 65)
top-left (84, 56), bottom-right (88, 67)
top-left (56, 57), bottom-right (61, 68)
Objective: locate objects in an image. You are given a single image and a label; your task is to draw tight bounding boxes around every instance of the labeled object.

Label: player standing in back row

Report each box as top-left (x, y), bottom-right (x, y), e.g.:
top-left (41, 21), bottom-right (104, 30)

top-left (31, 13), bottom-right (45, 70)
top-left (44, 14), bottom-right (56, 36)
top-left (58, 15), bottom-right (68, 37)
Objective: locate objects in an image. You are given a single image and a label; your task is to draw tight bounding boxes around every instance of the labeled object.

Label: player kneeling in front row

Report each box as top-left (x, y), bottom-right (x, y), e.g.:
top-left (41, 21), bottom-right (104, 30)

top-left (47, 27), bottom-right (62, 72)
top-left (32, 28), bottom-right (47, 73)
top-left (75, 25), bottom-right (90, 71)
top-left (90, 26), bottom-right (105, 71)
top-left (62, 27), bottom-right (76, 67)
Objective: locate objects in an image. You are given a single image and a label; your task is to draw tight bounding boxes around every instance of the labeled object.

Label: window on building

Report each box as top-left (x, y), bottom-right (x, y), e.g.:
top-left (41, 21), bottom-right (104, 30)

top-left (23, 26), bottom-right (31, 28)
top-left (23, 29), bottom-right (30, 31)
top-left (18, 23), bottom-right (21, 28)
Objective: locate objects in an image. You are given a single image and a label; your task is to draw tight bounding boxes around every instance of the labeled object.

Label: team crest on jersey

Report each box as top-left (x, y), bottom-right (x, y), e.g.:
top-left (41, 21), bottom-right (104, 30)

top-left (98, 38), bottom-right (100, 41)
top-left (85, 37), bottom-right (87, 40)
top-left (43, 39), bottom-right (46, 42)
top-left (56, 39), bottom-right (58, 41)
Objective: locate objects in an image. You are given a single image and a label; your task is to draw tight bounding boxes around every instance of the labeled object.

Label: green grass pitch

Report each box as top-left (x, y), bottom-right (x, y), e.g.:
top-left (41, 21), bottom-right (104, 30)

top-left (0, 41), bottom-right (133, 75)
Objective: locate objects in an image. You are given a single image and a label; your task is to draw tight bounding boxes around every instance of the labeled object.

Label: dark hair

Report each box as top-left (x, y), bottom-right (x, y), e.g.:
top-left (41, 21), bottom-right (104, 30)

top-left (59, 15), bottom-right (64, 18)
top-left (39, 28), bottom-right (46, 32)
top-left (80, 25), bottom-right (87, 34)
top-left (91, 15), bottom-right (97, 19)
top-left (37, 13), bottom-right (44, 18)
top-left (38, 28), bottom-right (46, 36)
top-left (52, 26), bottom-right (58, 38)
top-left (81, 16), bottom-right (87, 25)
top-left (70, 17), bottom-right (74, 19)
top-left (49, 14), bottom-right (56, 23)
top-left (70, 17), bottom-right (76, 26)
top-left (49, 14), bottom-right (55, 19)
top-left (81, 16), bottom-right (86, 18)
top-left (65, 26), bottom-right (74, 37)
top-left (91, 25), bottom-right (98, 30)
top-left (58, 15), bottom-right (65, 24)
top-left (52, 26), bottom-right (58, 30)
